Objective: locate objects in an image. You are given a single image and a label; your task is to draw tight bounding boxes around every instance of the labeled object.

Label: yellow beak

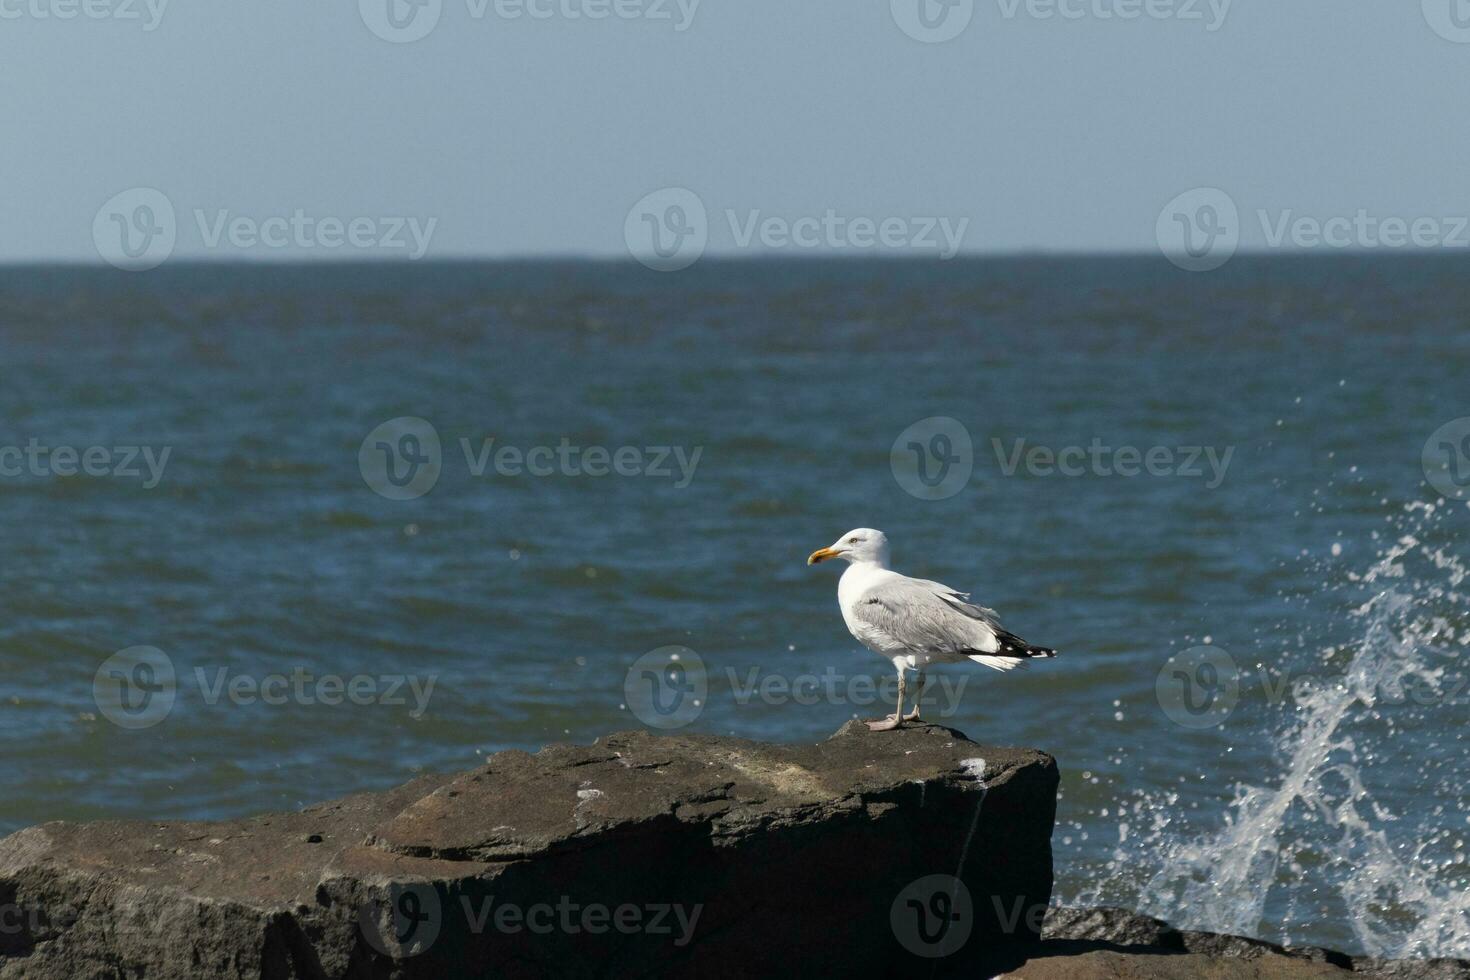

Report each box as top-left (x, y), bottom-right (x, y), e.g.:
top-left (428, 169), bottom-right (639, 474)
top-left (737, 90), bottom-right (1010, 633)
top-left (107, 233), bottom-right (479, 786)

top-left (807, 546), bottom-right (841, 565)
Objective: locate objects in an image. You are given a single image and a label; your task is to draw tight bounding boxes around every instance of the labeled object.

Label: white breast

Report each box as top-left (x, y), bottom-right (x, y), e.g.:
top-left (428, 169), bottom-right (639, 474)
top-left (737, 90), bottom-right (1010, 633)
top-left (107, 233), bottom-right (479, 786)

top-left (836, 564), bottom-right (904, 655)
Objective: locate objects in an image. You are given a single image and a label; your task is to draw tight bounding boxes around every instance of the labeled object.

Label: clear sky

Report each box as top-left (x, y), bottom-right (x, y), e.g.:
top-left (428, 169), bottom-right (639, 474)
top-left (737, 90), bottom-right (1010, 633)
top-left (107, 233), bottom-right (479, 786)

top-left (6, 0), bottom-right (1470, 262)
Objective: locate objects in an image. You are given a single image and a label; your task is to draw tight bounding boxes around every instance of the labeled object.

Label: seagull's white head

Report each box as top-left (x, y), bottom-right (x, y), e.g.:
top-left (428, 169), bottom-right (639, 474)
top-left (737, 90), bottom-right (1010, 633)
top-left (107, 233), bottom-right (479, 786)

top-left (807, 528), bottom-right (890, 568)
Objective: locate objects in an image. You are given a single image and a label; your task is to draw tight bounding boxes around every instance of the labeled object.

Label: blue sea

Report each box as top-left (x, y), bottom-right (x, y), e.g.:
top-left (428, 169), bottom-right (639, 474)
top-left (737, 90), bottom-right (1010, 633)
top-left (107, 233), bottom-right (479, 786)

top-left (2, 257), bottom-right (1467, 959)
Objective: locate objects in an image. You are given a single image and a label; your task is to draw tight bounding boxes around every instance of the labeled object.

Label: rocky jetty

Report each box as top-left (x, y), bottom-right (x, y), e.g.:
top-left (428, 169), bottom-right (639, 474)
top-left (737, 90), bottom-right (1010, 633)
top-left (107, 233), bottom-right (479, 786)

top-left (2, 723), bottom-right (1463, 979)
top-left (1034, 907), bottom-right (1470, 979)
top-left (0, 722), bottom-right (1055, 978)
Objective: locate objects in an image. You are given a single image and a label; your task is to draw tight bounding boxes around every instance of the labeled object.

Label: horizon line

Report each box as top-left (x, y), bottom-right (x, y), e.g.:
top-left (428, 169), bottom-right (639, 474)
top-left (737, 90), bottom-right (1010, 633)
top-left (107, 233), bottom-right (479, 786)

top-left (2, 249), bottom-right (1468, 269)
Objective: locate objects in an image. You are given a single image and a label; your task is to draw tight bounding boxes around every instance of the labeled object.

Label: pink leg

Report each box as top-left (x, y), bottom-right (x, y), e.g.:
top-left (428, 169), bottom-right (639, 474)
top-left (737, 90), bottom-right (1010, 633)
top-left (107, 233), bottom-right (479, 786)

top-left (903, 671), bottom-right (926, 720)
top-left (865, 669), bottom-right (907, 731)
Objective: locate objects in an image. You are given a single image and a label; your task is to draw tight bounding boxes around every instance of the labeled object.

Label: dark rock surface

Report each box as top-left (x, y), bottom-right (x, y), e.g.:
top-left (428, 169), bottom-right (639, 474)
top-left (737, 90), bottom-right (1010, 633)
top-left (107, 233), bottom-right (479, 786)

top-left (0, 722), bottom-right (1056, 979)
top-left (1030, 907), bottom-right (1470, 980)
top-left (5, 725), bottom-right (1462, 980)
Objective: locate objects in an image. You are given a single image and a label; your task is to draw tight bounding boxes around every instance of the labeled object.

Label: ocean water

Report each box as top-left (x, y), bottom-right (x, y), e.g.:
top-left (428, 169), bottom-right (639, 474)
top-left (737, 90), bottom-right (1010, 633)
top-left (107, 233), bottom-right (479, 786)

top-left (2, 257), bottom-right (1467, 959)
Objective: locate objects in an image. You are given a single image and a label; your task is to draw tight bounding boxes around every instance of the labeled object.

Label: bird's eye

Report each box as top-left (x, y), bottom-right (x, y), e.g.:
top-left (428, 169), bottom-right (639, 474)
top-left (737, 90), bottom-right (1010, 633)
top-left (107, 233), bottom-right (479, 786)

top-left (847, 536), bottom-right (860, 544)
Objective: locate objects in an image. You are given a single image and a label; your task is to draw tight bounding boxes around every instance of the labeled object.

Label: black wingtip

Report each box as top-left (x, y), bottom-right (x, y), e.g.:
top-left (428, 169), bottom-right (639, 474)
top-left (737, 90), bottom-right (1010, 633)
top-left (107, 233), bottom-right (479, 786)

top-left (997, 629), bottom-right (1057, 659)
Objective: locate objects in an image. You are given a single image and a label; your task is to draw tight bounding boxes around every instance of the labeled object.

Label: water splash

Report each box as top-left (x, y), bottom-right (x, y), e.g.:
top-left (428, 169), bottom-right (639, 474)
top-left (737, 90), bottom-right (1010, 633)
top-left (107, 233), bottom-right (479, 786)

top-left (1086, 501), bottom-right (1470, 959)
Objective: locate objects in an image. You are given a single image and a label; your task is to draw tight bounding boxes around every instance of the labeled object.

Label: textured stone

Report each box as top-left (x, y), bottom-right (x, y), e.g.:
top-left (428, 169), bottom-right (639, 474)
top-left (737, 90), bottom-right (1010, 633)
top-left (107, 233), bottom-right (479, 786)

top-left (1035, 906), bottom-right (1469, 980)
top-left (1043, 905), bottom-right (1184, 950)
top-left (0, 722), bottom-right (1057, 979)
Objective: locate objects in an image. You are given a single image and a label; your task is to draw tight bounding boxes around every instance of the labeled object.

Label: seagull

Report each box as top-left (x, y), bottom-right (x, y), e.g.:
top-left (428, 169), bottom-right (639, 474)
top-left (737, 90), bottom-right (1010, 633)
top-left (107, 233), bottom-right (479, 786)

top-left (807, 528), bottom-right (1056, 731)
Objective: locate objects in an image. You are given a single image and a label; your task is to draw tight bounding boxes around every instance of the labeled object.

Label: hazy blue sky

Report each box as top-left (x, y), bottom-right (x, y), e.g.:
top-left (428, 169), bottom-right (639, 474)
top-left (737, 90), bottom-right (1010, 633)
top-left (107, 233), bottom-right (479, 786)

top-left (6, 0), bottom-right (1470, 262)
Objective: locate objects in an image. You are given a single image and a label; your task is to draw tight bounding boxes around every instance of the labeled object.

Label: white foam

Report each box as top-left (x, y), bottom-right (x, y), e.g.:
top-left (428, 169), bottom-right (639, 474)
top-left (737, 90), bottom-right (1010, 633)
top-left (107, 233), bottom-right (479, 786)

top-left (1126, 511), bottom-right (1470, 959)
top-left (1070, 504), bottom-right (1470, 960)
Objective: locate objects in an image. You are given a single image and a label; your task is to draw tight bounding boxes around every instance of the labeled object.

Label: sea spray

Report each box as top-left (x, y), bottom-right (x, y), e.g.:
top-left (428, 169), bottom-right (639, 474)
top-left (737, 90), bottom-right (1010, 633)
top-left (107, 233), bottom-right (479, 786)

top-left (1080, 501), bottom-right (1470, 959)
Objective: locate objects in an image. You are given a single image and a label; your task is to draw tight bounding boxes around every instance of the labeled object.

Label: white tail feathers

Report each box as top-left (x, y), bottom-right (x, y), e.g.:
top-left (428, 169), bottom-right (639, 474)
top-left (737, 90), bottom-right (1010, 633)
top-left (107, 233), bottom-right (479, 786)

top-left (970, 655), bottom-right (1028, 672)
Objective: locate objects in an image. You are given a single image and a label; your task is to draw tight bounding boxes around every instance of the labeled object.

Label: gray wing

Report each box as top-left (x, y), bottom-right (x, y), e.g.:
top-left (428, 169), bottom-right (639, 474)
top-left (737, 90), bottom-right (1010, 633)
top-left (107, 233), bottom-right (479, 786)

top-left (849, 576), bottom-right (1003, 657)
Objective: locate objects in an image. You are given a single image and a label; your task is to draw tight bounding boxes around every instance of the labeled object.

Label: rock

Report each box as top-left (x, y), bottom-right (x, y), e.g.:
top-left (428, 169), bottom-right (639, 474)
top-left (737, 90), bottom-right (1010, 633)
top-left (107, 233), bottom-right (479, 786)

top-left (0, 722), bottom-right (1058, 979)
top-left (1036, 907), bottom-right (1470, 979)
top-left (1181, 929), bottom-right (1298, 961)
top-left (1354, 958), bottom-right (1470, 980)
top-left (1043, 905), bottom-right (1185, 950)
top-left (1009, 950), bottom-right (1358, 979)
